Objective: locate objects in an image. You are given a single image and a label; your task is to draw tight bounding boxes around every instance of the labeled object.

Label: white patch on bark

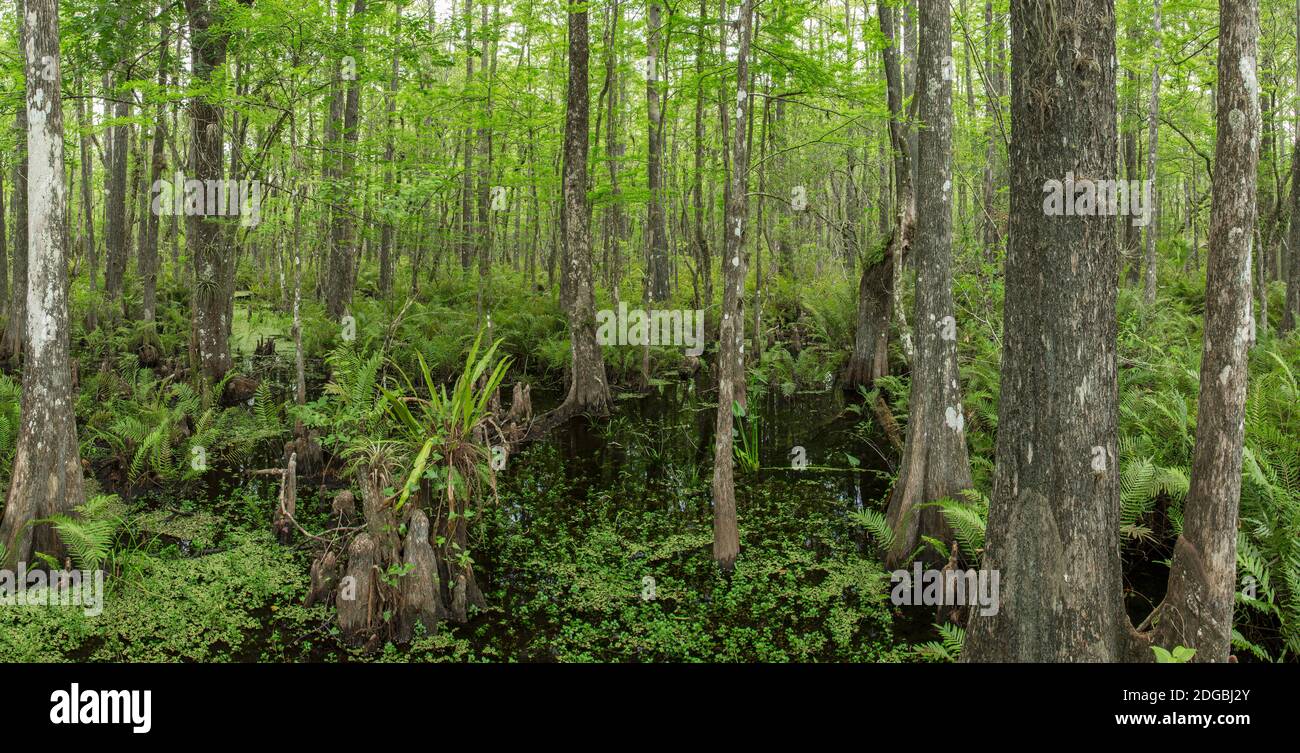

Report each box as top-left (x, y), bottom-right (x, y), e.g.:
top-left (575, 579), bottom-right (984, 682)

top-left (1239, 56), bottom-right (1257, 98)
top-left (24, 43), bottom-right (62, 364)
top-left (944, 406), bottom-right (964, 432)
top-left (938, 315), bottom-right (956, 341)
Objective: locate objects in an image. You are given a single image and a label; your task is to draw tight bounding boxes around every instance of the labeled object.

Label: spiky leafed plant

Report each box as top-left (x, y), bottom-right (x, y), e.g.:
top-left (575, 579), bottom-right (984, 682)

top-left (382, 331), bottom-right (511, 541)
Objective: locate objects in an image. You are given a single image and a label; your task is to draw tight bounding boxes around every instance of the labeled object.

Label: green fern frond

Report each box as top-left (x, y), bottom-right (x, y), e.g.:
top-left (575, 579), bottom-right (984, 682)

top-left (36, 495), bottom-right (123, 571)
top-left (913, 622), bottom-right (965, 662)
top-left (849, 508), bottom-right (895, 550)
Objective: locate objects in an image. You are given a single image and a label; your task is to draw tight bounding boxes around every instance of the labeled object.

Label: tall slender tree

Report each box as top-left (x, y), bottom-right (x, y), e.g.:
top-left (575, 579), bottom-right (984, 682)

top-left (711, 0), bottom-right (754, 571)
top-left (844, 1), bottom-right (913, 388)
top-left (882, 0), bottom-right (973, 569)
top-left (140, 19), bottom-right (169, 326)
top-left (646, 1), bottom-right (670, 301)
top-left (554, 0), bottom-right (611, 418)
top-left (0, 16), bottom-right (28, 366)
top-left (1152, 0), bottom-right (1261, 662)
top-left (1, 0), bottom-right (85, 565)
top-left (1143, 0), bottom-right (1162, 305)
top-left (185, 0), bottom-right (236, 381)
top-left (323, 0), bottom-right (366, 320)
top-left (1283, 0), bottom-right (1300, 333)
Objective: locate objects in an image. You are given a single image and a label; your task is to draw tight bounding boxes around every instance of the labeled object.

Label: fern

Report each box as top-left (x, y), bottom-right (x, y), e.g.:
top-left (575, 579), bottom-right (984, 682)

top-left (920, 489), bottom-right (989, 561)
top-left (913, 623), bottom-right (965, 662)
top-left (35, 495), bottom-right (123, 571)
top-left (1119, 456), bottom-right (1189, 542)
top-left (849, 508), bottom-right (895, 550)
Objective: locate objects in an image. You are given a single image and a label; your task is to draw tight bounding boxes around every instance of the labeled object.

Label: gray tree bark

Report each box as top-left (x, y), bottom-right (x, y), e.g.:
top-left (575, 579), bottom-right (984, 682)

top-left (843, 1), bottom-right (914, 389)
top-left (185, 0), bottom-right (235, 381)
top-left (1, 0), bottom-right (86, 566)
top-left (1142, 0), bottom-right (1162, 305)
top-left (646, 1), bottom-right (670, 301)
top-left (882, 0), bottom-right (974, 570)
top-left (557, 0), bottom-right (611, 416)
top-left (1152, 0), bottom-right (1260, 663)
top-left (1284, 0), bottom-right (1300, 332)
top-left (1, 20), bottom-right (28, 366)
top-left (323, 0), bottom-right (366, 320)
top-left (104, 65), bottom-right (130, 305)
top-left (711, 0), bottom-right (754, 571)
top-left (140, 21), bottom-right (168, 325)
top-left (964, 0), bottom-right (1145, 662)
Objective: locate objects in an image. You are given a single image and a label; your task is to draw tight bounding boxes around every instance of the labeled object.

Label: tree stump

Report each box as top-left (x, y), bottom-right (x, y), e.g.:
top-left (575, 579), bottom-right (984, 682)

top-left (332, 490), bottom-right (357, 525)
top-left (220, 375), bottom-right (259, 406)
top-left (398, 510), bottom-right (446, 641)
top-left (272, 452), bottom-right (297, 545)
top-left (337, 534), bottom-right (377, 644)
top-left (305, 550), bottom-right (339, 608)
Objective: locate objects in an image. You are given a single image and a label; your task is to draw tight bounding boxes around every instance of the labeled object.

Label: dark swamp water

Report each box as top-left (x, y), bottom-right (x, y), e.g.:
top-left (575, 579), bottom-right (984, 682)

top-left (94, 330), bottom-right (936, 661)
top-left (67, 327), bottom-right (1185, 662)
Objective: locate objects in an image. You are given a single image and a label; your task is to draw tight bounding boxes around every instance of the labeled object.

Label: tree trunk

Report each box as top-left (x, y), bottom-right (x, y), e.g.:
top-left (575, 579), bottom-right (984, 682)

top-left (0, 164), bottom-right (6, 312)
top-left (1, 0), bottom-right (85, 566)
top-left (646, 1), bottom-right (670, 301)
top-left (1123, 62), bottom-right (1141, 284)
top-left (693, 0), bottom-right (710, 310)
top-left (1283, 0), bottom-right (1300, 333)
top-left (557, 0), bottom-right (610, 416)
top-left (1142, 0), bottom-right (1161, 305)
top-left (882, 0), bottom-right (973, 570)
top-left (1, 44), bottom-right (28, 366)
top-left (76, 82), bottom-right (96, 331)
top-left (323, 0), bottom-right (366, 320)
top-left (964, 0), bottom-right (1145, 663)
top-left (844, 1), bottom-right (914, 390)
top-left (710, 0), bottom-right (754, 572)
top-left (140, 21), bottom-right (168, 326)
top-left (104, 69), bottom-right (129, 305)
top-left (980, 1), bottom-right (1002, 261)
top-left (1152, 0), bottom-right (1260, 663)
top-left (185, 0), bottom-right (235, 382)
top-left (379, 2), bottom-right (401, 298)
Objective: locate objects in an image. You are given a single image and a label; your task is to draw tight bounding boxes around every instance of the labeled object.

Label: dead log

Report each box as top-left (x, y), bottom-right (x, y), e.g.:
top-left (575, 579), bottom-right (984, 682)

top-left (273, 452), bottom-right (297, 545)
